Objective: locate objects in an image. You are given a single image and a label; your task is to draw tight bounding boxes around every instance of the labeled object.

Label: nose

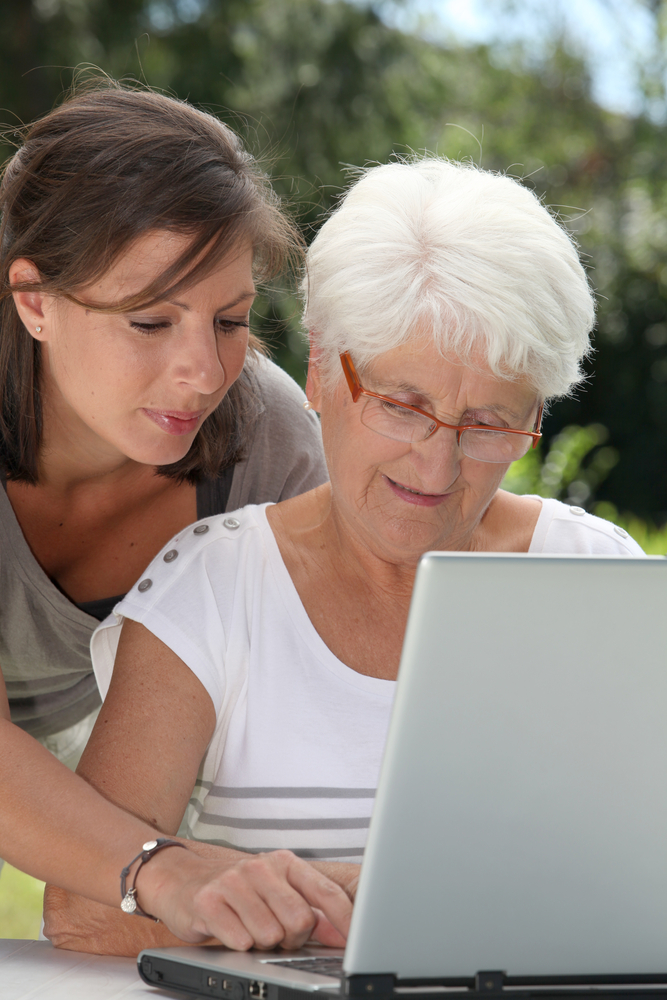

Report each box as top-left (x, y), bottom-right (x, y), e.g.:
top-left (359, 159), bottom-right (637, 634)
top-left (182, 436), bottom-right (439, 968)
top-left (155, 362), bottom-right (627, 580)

top-left (409, 426), bottom-right (463, 489)
top-left (171, 323), bottom-right (226, 396)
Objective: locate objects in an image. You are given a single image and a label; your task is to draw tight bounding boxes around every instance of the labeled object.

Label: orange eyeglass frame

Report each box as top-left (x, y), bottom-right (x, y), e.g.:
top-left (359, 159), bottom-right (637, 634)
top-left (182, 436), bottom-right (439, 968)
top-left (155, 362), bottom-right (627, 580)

top-left (340, 351), bottom-right (544, 448)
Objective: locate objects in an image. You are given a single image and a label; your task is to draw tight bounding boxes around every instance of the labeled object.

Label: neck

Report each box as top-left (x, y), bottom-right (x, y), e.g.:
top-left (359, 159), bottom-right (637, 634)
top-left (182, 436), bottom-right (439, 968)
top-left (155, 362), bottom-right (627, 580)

top-left (278, 485), bottom-right (421, 601)
top-left (35, 434), bottom-right (146, 494)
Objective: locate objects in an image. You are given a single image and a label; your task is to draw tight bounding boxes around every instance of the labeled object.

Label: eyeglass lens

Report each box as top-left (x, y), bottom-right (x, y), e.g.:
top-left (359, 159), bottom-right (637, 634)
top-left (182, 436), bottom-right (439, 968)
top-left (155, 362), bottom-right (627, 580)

top-left (360, 397), bottom-right (533, 463)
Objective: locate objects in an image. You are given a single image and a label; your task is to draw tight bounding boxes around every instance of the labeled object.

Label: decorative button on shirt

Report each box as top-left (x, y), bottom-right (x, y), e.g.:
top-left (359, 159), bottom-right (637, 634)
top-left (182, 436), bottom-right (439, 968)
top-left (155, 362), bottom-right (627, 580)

top-left (569, 506), bottom-right (585, 516)
top-left (138, 579), bottom-right (152, 592)
top-left (223, 517), bottom-right (240, 530)
top-left (193, 524), bottom-right (209, 535)
top-left (163, 550), bottom-right (179, 563)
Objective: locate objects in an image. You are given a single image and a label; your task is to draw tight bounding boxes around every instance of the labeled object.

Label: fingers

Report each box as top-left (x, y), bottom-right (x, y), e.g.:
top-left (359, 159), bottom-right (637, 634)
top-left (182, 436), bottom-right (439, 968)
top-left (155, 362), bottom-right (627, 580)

top-left (186, 850), bottom-right (352, 952)
top-left (200, 852), bottom-right (320, 950)
top-left (283, 853), bottom-right (353, 940)
top-left (309, 908), bottom-right (348, 948)
top-left (187, 886), bottom-right (255, 950)
top-left (214, 857), bottom-right (316, 950)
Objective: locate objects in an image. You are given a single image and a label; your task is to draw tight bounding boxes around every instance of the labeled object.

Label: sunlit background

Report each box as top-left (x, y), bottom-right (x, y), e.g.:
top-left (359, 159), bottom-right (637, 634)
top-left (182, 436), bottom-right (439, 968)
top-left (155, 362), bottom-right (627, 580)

top-left (1, 0), bottom-right (667, 931)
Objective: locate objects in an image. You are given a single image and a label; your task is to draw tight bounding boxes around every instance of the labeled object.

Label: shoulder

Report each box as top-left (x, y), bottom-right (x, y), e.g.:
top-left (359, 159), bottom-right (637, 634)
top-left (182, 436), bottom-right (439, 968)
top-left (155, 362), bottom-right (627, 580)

top-left (529, 497), bottom-right (645, 556)
top-left (122, 504), bottom-right (272, 613)
top-left (91, 505), bottom-right (275, 708)
top-left (481, 490), bottom-right (542, 551)
top-left (228, 356), bottom-right (328, 507)
top-left (249, 354), bottom-right (315, 419)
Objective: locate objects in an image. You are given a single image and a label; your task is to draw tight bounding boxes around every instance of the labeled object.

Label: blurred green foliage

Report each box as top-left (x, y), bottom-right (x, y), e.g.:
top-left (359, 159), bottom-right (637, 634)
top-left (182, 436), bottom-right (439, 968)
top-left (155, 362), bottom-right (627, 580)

top-left (2, 0), bottom-right (667, 517)
top-left (502, 421), bottom-right (667, 552)
top-left (502, 423), bottom-right (619, 506)
top-left (0, 864), bottom-right (43, 939)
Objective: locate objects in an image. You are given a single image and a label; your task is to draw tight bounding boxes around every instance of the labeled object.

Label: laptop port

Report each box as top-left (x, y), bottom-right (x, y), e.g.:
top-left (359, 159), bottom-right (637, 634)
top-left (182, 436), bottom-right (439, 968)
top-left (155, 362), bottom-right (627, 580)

top-left (208, 977), bottom-right (218, 988)
top-left (249, 981), bottom-right (267, 999)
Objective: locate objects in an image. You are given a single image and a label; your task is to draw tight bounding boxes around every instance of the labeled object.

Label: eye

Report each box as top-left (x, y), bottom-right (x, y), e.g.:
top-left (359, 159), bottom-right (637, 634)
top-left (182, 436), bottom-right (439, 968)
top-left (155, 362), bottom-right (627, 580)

top-left (215, 318), bottom-right (250, 335)
top-left (463, 411), bottom-right (508, 429)
top-left (379, 398), bottom-right (421, 419)
top-left (130, 320), bottom-right (171, 335)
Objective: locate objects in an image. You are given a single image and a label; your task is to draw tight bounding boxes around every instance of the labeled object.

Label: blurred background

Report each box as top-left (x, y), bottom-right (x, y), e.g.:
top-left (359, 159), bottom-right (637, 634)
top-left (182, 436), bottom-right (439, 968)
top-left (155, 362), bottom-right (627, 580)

top-left (1, 0), bottom-right (667, 934)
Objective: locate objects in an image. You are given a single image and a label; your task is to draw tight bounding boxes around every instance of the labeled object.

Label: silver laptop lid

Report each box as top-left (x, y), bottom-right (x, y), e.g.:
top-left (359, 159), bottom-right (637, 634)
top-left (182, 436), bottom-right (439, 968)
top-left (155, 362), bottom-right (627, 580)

top-left (345, 553), bottom-right (667, 980)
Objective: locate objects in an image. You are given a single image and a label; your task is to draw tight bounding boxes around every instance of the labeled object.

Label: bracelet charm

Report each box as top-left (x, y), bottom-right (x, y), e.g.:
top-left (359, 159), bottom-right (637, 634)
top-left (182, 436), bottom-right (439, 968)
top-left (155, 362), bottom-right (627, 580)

top-left (120, 888), bottom-right (139, 914)
top-left (120, 837), bottom-right (187, 921)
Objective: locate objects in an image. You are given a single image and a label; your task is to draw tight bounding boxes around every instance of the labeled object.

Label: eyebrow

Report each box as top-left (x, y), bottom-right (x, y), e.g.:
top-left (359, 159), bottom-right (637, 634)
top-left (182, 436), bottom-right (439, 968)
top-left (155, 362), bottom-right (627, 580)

top-left (167, 290), bottom-right (257, 311)
top-left (370, 377), bottom-right (526, 424)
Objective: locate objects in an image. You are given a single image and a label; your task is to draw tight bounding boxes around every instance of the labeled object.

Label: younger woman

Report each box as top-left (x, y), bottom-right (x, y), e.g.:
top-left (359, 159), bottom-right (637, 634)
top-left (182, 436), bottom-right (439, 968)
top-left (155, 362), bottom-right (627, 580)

top-left (0, 82), bottom-right (345, 948)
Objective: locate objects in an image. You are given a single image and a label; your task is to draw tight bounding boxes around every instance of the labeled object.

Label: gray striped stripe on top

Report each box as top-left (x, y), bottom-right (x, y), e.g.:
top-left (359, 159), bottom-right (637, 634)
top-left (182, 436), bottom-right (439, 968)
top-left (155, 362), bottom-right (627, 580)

top-left (207, 786), bottom-right (376, 799)
top-left (183, 784), bottom-right (376, 858)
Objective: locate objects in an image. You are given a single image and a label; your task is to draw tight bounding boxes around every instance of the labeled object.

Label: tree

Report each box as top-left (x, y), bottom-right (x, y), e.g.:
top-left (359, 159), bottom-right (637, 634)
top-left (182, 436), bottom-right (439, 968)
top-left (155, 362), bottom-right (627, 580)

top-left (2, 0), bottom-right (667, 517)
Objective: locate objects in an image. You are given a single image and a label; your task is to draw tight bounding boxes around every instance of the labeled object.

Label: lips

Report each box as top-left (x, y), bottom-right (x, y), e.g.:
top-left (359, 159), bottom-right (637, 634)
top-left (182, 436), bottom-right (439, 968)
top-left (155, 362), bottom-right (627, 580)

top-left (384, 475), bottom-right (450, 507)
top-left (142, 408), bottom-right (207, 436)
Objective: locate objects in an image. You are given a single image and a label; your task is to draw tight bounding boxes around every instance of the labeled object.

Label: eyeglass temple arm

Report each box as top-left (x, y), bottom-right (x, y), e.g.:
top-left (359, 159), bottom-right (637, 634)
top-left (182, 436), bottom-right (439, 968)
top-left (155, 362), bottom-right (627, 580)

top-left (532, 403), bottom-right (545, 447)
top-left (340, 352), bottom-right (363, 402)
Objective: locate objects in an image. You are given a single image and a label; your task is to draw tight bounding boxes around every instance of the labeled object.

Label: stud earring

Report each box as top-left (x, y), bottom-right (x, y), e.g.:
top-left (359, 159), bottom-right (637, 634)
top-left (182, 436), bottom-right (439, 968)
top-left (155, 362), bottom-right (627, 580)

top-left (35, 326), bottom-right (42, 333)
top-left (303, 400), bottom-right (313, 411)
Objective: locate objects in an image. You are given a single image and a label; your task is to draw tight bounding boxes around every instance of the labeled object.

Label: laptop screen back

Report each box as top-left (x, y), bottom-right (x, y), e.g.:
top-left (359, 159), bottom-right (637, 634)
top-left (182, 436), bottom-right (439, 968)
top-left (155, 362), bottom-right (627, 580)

top-left (345, 553), bottom-right (667, 980)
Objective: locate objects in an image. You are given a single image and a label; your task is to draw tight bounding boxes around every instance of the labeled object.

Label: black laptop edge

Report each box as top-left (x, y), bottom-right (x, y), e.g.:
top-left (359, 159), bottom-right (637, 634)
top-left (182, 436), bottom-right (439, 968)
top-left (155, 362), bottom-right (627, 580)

top-left (138, 951), bottom-right (667, 1000)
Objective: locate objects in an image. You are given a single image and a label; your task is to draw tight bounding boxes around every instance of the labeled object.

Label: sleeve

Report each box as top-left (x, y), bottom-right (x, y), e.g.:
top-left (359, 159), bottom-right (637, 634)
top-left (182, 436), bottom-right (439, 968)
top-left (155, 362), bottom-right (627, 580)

top-left (227, 356), bottom-right (328, 510)
top-left (90, 519), bottom-right (253, 715)
top-left (530, 499), bottom-right (647, 556)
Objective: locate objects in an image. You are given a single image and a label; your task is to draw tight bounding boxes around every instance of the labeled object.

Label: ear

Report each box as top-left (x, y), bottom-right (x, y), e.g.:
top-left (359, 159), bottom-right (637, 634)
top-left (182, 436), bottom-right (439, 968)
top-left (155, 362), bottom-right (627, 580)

top-left (305, 331), bottom-right (324, 411)
top-left (9, 259), bottom-right (49, 342)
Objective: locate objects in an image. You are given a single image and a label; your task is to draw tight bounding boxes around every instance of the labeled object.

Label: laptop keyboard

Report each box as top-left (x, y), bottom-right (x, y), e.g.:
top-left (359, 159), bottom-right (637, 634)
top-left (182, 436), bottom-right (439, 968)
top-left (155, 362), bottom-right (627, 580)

top-left (265, 957), bottom-right (344, 980)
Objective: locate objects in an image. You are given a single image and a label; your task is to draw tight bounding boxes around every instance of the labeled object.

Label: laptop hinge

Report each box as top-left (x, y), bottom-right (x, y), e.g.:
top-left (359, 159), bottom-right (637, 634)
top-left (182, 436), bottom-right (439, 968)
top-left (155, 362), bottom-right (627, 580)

top-left (346, 974), bottom-right (397, 998)
top-left (475, 972), bottom-right (507, 994)
top-left (346, 972), bottom-right (509, 997)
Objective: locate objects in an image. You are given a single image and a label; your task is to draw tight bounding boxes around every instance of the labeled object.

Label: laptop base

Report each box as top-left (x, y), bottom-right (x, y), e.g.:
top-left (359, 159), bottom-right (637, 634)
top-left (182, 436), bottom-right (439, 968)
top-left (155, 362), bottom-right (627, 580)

top-left (138, 954), bottom-right (667, 1000)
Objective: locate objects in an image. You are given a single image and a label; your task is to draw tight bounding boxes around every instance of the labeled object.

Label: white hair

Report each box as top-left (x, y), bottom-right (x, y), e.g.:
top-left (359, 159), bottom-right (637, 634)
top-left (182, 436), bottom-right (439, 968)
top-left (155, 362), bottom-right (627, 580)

top-left (302, 157), bottom-right (595, 399)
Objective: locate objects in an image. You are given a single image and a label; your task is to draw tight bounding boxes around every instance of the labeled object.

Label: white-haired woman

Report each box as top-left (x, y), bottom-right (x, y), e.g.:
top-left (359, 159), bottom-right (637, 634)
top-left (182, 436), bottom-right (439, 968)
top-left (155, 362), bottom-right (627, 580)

top-left (45, 158), bottom-right (643, 957)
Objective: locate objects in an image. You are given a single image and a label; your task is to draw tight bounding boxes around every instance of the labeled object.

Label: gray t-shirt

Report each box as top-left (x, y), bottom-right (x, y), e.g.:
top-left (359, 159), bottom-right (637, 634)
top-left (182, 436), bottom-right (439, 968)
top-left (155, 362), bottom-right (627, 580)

top-left (1, 357), bottom-right (327, 740)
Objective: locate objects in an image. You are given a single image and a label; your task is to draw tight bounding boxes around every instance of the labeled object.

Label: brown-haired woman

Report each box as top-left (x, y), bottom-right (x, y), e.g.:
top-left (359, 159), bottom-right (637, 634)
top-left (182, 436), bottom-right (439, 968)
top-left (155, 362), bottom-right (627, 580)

top-left (0, 83), bottom-right (352, 950)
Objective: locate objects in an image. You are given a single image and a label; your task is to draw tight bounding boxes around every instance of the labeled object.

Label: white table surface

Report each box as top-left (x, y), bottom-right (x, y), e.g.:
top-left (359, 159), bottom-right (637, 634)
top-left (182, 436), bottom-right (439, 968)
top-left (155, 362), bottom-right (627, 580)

top-left (0, 939), bottom-right (184, 999)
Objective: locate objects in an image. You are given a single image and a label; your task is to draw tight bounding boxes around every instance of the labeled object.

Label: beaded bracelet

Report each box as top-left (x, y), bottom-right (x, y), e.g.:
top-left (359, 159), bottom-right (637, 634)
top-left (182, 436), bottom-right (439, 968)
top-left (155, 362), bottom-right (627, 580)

top-left (120, 838), bottom-right (187, 921)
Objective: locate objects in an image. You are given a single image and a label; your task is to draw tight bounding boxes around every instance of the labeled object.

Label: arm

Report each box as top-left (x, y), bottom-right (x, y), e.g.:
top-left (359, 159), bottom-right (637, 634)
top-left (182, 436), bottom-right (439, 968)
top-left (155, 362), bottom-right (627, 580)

top-left (44, 620), bottom-right (353, 957)
top-left (0, 669), bottom-right (212, 912)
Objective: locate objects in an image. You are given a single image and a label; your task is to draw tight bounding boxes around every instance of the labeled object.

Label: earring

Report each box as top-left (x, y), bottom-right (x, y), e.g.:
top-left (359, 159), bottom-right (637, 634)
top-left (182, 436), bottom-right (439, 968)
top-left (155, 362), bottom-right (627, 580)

top-left (35, 326), bottom-right (42, 333)
top-left (303, 400), bottom-right (313, 411)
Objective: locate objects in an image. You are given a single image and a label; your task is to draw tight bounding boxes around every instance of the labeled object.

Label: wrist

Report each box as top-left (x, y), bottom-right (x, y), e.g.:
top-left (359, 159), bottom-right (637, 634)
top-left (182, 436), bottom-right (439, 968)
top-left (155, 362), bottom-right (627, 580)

top-left (120, 839), bottom-right (188, 921)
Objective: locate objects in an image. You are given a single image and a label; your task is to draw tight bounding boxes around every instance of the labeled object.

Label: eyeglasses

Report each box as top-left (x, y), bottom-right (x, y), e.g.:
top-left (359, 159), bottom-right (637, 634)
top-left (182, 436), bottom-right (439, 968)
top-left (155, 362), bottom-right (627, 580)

top-left (340, 352), bottom-right (543, 464)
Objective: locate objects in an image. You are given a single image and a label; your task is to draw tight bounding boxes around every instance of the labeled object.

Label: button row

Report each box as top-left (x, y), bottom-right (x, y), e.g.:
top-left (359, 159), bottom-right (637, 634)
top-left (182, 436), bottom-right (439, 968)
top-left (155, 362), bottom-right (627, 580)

top-left (136, 517), bottom-right (242, 594)
top-left (569, 505), bottom-right (630, 539)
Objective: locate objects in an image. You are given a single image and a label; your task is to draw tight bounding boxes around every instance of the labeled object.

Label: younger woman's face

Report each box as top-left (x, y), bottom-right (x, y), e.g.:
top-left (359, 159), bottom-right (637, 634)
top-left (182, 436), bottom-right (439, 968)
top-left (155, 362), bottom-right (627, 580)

top-left (22, 231), bottom-right (255, 470)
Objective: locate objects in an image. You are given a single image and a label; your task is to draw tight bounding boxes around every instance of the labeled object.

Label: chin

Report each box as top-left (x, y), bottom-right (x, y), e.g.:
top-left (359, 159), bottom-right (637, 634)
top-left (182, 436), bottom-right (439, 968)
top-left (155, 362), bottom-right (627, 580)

top-left (376, 507), bottom-right (452, 550)
top-left (125, 438), bottom-right (197, 469)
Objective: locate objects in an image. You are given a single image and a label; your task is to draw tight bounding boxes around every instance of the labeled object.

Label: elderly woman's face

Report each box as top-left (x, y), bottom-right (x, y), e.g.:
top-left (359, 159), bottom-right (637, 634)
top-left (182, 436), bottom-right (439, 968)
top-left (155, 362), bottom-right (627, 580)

top-left (310, 338), bottom-right (540, 561)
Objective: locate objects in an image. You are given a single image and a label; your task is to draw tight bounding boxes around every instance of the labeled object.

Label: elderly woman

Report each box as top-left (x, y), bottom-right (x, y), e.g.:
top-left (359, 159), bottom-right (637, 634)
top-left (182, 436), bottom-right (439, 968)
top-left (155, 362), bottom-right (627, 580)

top-left (45, 157), bottom-right (643, 957)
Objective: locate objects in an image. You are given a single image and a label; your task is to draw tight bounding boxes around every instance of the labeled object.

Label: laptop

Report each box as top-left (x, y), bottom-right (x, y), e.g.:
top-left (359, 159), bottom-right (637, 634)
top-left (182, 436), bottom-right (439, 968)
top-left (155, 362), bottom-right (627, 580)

top-left (139, 552), bottom-right (667, 999)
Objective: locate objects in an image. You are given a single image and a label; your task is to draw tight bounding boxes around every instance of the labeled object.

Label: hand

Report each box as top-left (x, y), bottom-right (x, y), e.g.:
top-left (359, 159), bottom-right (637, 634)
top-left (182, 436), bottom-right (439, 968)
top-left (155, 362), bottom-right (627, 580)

top-left (147, 848), bottom-right (352, 952)
top-left (46, 847), bottom-right (354, 957)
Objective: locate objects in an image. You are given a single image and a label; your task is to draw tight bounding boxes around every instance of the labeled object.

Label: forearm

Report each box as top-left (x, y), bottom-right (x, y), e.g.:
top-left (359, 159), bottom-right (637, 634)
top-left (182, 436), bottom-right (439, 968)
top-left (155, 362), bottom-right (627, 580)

top-left (0, 718), bottom-right (163, 907)
top-left (43, 885), bottom-right (202, 957)
top-left (44, 840), bottom-right (254, 956)
top-left (44, 842), bottom-right (253, 955)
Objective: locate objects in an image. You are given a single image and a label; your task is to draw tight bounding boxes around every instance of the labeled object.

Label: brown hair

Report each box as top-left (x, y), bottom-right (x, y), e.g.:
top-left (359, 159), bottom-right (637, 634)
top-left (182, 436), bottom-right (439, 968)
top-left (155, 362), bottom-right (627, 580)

top-left (0, 81), bottom-right (301, 483)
